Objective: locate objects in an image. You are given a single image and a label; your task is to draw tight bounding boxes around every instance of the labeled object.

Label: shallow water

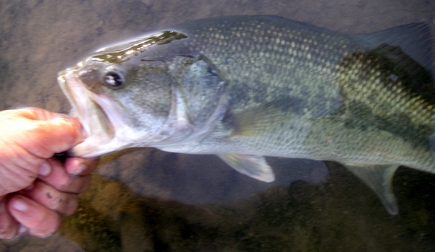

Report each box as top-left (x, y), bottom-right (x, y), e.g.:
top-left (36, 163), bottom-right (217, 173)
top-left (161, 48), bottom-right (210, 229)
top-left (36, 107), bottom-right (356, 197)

top-left (1, 0), bottom-right (435, 251)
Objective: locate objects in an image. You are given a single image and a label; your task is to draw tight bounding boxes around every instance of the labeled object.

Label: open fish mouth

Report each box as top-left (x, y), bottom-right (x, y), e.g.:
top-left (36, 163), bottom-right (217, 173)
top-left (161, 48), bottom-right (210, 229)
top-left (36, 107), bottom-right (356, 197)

top-left (58, 69), bottom-right (115, 157)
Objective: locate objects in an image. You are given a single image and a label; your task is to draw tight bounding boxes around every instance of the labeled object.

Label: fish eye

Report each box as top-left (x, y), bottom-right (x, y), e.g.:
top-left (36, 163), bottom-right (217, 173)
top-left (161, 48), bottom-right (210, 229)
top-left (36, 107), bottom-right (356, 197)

top-left (104, 71), bottom-right (124, 88)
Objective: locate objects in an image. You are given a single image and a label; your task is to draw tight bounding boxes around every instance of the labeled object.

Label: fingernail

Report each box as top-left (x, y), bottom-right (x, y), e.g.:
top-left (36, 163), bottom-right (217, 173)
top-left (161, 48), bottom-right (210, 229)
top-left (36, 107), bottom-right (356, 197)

top-left (16, 225), bottom-right (28, 237)
top-left (12, 198), bottom-right (28, 212)
top-left (72, 164), bottom-right (86, 176)
top-left (38, 162), bottom-right (51, 177)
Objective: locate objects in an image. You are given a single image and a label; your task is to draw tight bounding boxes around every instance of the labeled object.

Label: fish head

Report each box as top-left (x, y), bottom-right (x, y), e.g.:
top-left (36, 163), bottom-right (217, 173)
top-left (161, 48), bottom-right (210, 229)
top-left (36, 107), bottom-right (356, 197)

top-left (58, 31), bottom-right (227, 157)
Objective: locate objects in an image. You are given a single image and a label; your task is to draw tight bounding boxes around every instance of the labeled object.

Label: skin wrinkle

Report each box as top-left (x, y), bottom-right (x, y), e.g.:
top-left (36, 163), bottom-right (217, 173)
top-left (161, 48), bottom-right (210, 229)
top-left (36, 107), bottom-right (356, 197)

top-left (21, 181), bottom-right (78, 216)
top-left (0, 108), bottom-right (98, 239)
top-left (0, 168), bottom-right (11, 194)
top-left (20, 109), bottom-right (37, 120)
top-left (17, 123), bottom-right (55, 159)
top-left (1, 126), bottom-right (43, 170)
top-left (10, 141), bottom-right (43, 172)
top-left (0, 160), bottom-right (33, 196)
top-left (0, 169), bottom-right (26, 195)
top-left (12, 117), bottom-right (77, 160)
top-left (6, 142), bottom-right (39, 174)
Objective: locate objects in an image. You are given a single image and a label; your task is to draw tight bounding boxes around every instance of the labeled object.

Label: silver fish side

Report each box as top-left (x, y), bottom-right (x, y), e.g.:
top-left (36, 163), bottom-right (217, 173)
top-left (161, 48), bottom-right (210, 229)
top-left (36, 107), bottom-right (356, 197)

top-left (58, 16), bottom-right (435, 215)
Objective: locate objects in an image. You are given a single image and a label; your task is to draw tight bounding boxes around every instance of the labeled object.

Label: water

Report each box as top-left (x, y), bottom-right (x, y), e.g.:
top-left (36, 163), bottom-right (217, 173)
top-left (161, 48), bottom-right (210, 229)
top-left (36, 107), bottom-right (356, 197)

top-left (1, 0), bottom-right (435, 251)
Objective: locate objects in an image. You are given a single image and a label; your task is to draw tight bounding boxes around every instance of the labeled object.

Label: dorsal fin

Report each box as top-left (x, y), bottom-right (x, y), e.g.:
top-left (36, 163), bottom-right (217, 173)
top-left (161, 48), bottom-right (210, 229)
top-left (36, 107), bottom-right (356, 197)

top-left (369, 43), bottom-right (435, 105)
top-left (354, 22), bottom-right (433, 76)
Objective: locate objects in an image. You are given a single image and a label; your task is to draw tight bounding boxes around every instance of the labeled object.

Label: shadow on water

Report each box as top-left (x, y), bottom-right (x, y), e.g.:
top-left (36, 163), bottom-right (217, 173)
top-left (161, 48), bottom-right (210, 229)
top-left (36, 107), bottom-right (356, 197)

top-left (1, 0), bottom-right (435, 251)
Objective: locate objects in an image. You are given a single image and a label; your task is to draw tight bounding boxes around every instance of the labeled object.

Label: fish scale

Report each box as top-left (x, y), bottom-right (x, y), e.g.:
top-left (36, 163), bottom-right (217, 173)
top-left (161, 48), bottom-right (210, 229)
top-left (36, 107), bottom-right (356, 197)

top-left (176, 17), bottom-right (435, 164)
top-left (58, 15), bottom-right (434, 214)
top-left (187, 18), bottom-right (349, 111)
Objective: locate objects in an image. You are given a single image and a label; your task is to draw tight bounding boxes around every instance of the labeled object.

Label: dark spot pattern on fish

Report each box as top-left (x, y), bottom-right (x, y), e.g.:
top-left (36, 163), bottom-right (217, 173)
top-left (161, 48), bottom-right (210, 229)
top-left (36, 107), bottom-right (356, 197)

top-left (334, 100), bottom-right (431, 149)
top-left (334, 43), bottom-right (435, 149)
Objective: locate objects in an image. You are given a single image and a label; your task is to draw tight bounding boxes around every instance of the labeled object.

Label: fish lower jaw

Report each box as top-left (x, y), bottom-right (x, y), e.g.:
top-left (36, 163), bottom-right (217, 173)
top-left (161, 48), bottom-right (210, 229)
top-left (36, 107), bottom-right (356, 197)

top-left (69, 127), bottom-right (151, 157)
top-left (69, 136), bottom-right (125, 158)
top-left (69, 141), bottom-right (105, 158)
top-left (70, 145), bottom-right (122, 158)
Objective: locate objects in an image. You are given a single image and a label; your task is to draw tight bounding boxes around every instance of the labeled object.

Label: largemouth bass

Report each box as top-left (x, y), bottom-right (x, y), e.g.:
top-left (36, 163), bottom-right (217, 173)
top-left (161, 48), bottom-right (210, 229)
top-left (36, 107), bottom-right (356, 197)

top-left (58, 15), bottom-right (434, 215)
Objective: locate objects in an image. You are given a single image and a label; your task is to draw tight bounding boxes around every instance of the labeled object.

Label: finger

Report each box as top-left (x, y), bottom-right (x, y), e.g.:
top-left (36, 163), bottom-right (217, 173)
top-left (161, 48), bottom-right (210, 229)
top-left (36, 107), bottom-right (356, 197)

top-left (20, 117), bottom-right (85, 158)
top-left (0, 198), bottom-right (19, 239)
top-left (0, 109), bottom-right (84, 158)
top-left (39, 158), bottom-right (91, 194)
top-left (19, 181), bottom-right (78, 216)
top-left (17, 107), bottom-right (69, 121)
top-left (7, 195), bottom-right (60, 238)
top-left (65, 157), bottom-right (100, 176)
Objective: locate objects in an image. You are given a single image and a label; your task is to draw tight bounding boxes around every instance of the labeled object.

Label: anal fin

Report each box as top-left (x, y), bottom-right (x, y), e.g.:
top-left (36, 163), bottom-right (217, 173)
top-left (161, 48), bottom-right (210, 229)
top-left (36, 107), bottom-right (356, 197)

top-left (345, 164), bottom-right (399, 215)
top-left (218, 154), bottom-right (275, 182)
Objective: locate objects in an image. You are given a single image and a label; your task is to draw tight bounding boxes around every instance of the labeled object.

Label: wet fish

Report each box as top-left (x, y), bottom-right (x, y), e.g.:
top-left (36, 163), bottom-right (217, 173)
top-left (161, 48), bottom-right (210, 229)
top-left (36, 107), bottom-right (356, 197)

top-left (58, 15), bottom-right (434, 215)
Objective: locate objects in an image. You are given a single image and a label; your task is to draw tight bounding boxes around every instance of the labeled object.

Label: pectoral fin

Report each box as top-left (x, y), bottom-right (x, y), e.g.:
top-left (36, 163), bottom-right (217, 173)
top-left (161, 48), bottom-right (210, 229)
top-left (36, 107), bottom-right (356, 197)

top-left (218, 154), bottom-right (275, 182)
top-left (344, 164), bottom-right (399, 215)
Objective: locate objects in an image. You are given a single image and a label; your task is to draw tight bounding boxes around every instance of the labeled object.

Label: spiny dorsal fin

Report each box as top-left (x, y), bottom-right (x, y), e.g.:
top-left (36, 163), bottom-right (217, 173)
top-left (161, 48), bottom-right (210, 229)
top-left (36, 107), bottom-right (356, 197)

top-left (354, 22), bottom-right (432, 75)
top-left (369, 43), bottom-right (435, 105)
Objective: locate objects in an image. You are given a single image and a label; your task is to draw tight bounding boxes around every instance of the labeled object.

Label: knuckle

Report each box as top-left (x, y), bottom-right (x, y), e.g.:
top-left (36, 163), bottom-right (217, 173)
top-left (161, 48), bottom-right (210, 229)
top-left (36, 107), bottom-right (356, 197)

top-left (48, 192), bottom-right (78, 216)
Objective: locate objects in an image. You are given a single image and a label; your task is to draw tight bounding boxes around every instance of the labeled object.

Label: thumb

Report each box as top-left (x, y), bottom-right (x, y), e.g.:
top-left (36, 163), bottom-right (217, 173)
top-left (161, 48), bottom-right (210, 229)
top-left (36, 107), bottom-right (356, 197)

top-left (21, 107), bottom-right (70, 121)
top-left (24, 117), bottom-right (85, 158)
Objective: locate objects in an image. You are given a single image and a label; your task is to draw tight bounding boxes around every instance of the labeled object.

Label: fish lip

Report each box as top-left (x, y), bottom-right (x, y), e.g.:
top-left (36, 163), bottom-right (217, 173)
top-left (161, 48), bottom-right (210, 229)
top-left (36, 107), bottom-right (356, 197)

top-left (58, 69), bottom-right (90, 137)
top-left (58, 69), bottom-right (114, 157)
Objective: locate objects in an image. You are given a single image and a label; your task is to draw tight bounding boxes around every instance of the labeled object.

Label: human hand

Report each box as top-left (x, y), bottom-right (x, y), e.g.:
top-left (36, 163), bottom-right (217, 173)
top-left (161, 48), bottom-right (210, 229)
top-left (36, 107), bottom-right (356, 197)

top-left (0, 108), bottom-right (99, 239)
